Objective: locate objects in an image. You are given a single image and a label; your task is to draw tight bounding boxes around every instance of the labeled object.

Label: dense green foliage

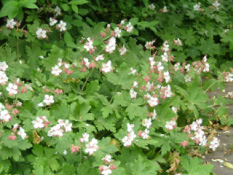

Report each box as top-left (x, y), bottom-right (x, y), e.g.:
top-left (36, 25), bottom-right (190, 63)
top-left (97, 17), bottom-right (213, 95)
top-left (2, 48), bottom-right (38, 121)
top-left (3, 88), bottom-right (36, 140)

top-left (0, 0), bottom-right (232, 174)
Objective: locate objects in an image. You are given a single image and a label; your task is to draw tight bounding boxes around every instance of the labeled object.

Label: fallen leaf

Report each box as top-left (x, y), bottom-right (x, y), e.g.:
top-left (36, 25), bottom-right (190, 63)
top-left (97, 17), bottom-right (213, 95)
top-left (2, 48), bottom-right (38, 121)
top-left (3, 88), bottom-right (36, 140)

top-left (223, 162), bottom-right (233, 169)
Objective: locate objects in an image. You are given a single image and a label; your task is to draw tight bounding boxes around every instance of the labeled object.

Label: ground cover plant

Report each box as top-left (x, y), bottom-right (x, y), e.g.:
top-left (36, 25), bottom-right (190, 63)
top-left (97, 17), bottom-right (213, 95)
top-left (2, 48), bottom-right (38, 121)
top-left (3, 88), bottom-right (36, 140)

top-left (0, 0), bottom-right (233, 174)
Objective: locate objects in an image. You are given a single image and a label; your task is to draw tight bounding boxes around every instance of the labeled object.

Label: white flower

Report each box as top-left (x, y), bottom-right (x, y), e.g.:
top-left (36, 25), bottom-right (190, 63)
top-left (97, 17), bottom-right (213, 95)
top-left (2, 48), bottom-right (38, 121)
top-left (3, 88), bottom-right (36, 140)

top-left (43, 95), bottom-right (54, 106)
top-left (37, 102), bottom-right (44, 107)
top-left (102, 155), bottom-right (113, 163)
top-left (39, 56), bottom-right (44, 59)
top-left (85, 138), bottom-right (99, 155)
top-left (80, 133), bottom-right (90, 143)
top-left (147, 96), bottom-right (159, 107)
top-left (157, 62), bottom-right (164, 72)
top-left (145, 41), bottom-right (155, 49)
top-left (0, 103), bottom-right (5, 111)
top-left (0, 61), bottom-right (8, 71)
top-left (142, 118), bottom-right (152, 129)
top-left (119, 45), bottom-right (127, 55)
top-left (54, 6), bottom-right (61, 16)
top-left (161, 85), bottom-right (172, 98)
top-left (193, 3), bottom-right (201, 11)
top-left (129, 67), bottom-right (137, 75)
top-left (149, 4), bottom-right (155, 10)
top-left (63, 150), bottom-right (67, 155)
top-left (51, 65), bottom-right (62, 76)
top-left (185, 64), bottom-right (190, 71)
top-left (48, 124), bottom-right (63, 137)
top-left (49, 17), bottom-right (57, 26)
top-left (127, 123), bottom-right (134, 132)
top-left (101, 61), bottom-right (112, 73)
top-left (161, 6), bottom-right (168, 13)
top-left (161, 52), bottom-right (168, 62)
top-left (36, 28), bottom-right (47, 39)
top-left (100, 166), bottom-right (112, 175)
top-left (122, 131), bottom-right (136, 147)
top-left (203, 63), bottom-right (210, 72)
top-left (58, 119), bottom-right (72, 132)
top-left (0, 109), bottom-right (11, 122)
top-left (6, 83), bottom-right (18, 95)
top-left (120, 20), bottom-right (125, 25)
top-left (162, 41), bottom-right (169, 52)
top-left (6, 19), bottom-right (16, 29)
top-left (95, 55), bottom-right (104, 61)
top-left (17, 127), bottom-right (27, 139)
top-left (83, 58), bottom-right (90, 68)
top-left (151, 109), bottom-right (157, 120)
top-left (84, 38), bottom-right (94, 52)
top-left (132, 81), bottom-right (138, 88)
top-left (32, 117), bottom-right (44, 129)
top-left (174, 38), bottom-right (182, 46)
top-left (0, 71), bottom-right (8, 85)
top-left (165, 120), bottom-right (177, 130)
top-left (126, 22), bottom-right (133, 33)
top-left (171, 107), bottom-right (177, 114)
top-left (130, 89), bottom-right (137, 99)
top-left (185, 74), bottom-right (191, 82)
top-left (105, 37), bottom-right (116, 53)
top-left (209, 137), bottom-right (220, 151)
top-left (141, 129), bottom-right (150, 139)
top-left (174, 63), bottom-right (180, 71)
top-left (114, 27), bottom-right (121, 37)
top-left (212, 0), bottom-right (220, 10)
top-left (163, 71), bottom-right (170, 83)
top-left (57, 20), bottom-right (66, 32)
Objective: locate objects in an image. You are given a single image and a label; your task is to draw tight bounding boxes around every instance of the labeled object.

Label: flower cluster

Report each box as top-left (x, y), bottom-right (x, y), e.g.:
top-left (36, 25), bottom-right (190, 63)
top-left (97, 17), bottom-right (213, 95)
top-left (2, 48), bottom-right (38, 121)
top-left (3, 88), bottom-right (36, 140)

top-left (9, 124), bottom-right (27, 140)
top-left (138, 111), bottom-right (156, 140)
top-left (173, 38), bottom-right (182, 46)
top-left (222, 70), bottom-right (233, 82)
top-left (48, 119), bottom-right (72, 137)
top-left (145, 40), bottom-right (156, 50)
top-left (0, 103), bottom-right (12, 122)
top-left (0, 61), bottom-right (8, 85)
top-left (38, 94), bottom-right (54, 107)
top-left (209, 137), bottom-right (220, 151)
top-left (85, 138), bottom-right (99, 155)
top-left (99, 155), bottom-right (116, 175)
top-left (182, 119), bottom-right (220, 151)
top-left (32, 116), bottom-right (50, 129)
top-left (105, 37), bottom-right (116, 53)
top-left (6, 83), bottom-right (18, 96)
top-left (122, 123), bottom-right (137, 147)
top-left (165, 118), bottom-right (177, 130)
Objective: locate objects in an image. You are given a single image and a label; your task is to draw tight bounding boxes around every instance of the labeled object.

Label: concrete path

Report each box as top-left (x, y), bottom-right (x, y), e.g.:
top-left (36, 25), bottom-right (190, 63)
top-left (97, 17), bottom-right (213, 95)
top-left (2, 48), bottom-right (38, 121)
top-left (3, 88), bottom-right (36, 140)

top-left (204, 82), bottom-right (233, 175)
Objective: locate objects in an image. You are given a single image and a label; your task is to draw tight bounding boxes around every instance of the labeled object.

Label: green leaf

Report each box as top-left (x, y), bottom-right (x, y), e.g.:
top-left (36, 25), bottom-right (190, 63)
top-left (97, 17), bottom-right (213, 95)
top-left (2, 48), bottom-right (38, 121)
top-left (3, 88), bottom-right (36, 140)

top-left (19, 0), bottom-right (38, 9)
top-left (64, 31), bottom-right (76, 48)
top-left (85, 80), bottom-right (100, 96)
top-left (106, 62), bottom-right (134, 89)
top-left (129, 155), bottom-right (159, 175)
top-left (72, 5), bottom-right (78, 13)
top-left (126, 99), bottom-right (147, 120)
top-left (0, 1), bottom-right (19, 19)
top-left (68, 0), bottom-right (89, 5)
top-left (181, 155), bottom-right (213, 175)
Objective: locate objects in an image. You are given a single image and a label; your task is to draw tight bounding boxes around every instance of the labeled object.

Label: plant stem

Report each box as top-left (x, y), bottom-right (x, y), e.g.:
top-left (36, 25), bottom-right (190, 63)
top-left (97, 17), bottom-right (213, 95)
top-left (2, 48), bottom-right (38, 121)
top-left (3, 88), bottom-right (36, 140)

top-left (81, 68), bottom-right (95, 93)
top-left (17, 37), bottom-right (19, 60)
top-left (59, 33), bottom-right (62, 48)
top-left (110, 85), bottom-right (119, 104)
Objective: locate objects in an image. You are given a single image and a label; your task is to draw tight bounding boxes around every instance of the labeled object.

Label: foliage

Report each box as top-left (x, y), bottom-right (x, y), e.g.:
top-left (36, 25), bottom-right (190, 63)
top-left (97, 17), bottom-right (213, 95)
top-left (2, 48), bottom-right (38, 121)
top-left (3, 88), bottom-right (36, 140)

top-left (0, 0), bottom-right (232, 174)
